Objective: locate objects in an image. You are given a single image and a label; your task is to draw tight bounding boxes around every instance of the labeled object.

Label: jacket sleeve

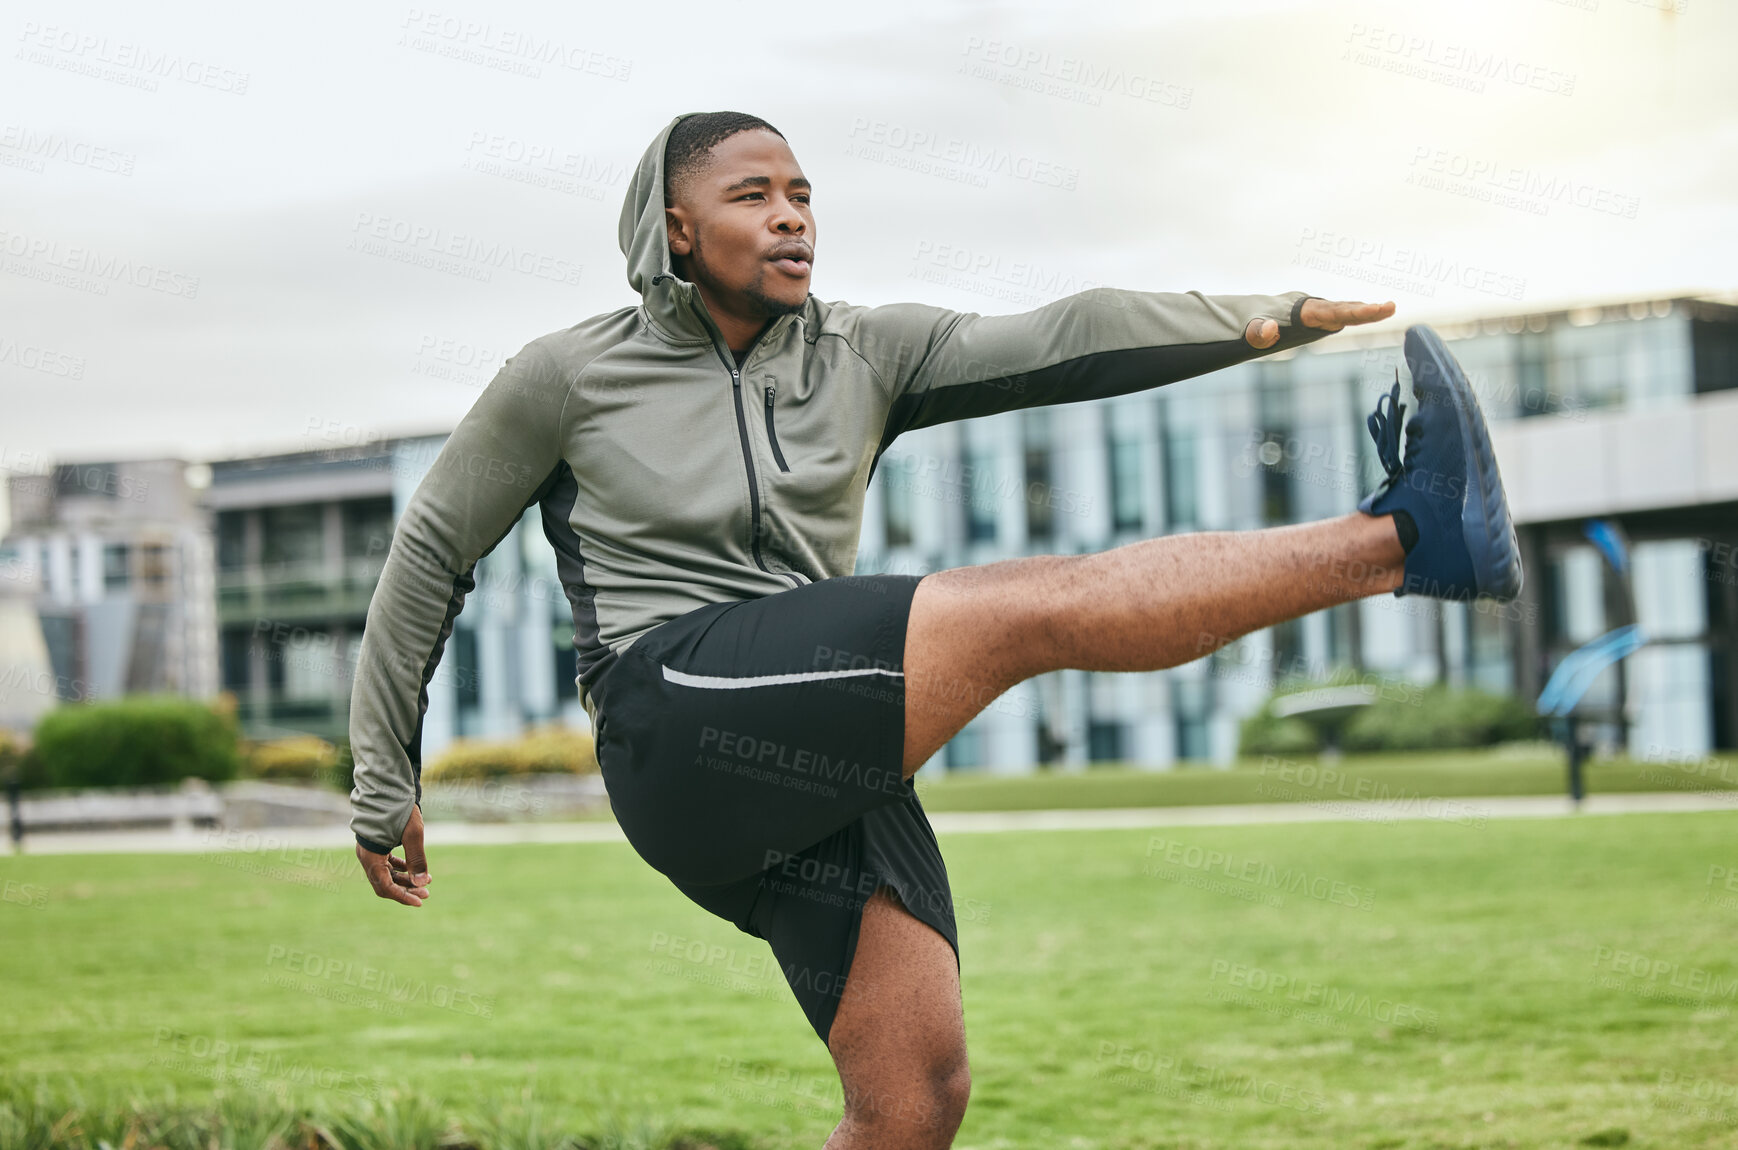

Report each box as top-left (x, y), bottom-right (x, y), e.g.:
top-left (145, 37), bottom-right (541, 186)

top-left (855, 287), bottom-right (1333, 444)
top-left (348, 340), bottom-right (568, 854)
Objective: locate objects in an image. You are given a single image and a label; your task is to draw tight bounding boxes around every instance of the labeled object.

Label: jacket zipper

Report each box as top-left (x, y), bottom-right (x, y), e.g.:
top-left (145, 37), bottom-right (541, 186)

top-left (712, 343), bottom-right (803, 589)
top-left (762, 386), bottom-right (790, 472)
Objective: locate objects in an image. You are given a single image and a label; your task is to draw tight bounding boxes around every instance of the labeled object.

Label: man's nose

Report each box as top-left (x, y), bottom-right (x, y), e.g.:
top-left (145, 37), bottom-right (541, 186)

top-left (771, 201), bottom-right (805, 233)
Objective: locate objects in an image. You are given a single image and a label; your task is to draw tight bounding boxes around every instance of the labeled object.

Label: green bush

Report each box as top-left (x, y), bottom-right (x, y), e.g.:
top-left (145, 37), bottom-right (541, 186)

top-left (423, 725), bottom-right (597, 782)
top-left (242, 734), bottom-right (340, 781)
top-left (1238, 676), bottom-right (1539, 757)
top-left (25, 696), bottom-right (242, 790)
top-left (1344, 684), bottom-right (1539, 752)
top-left (1236, 708), bottom-right (1321, 757)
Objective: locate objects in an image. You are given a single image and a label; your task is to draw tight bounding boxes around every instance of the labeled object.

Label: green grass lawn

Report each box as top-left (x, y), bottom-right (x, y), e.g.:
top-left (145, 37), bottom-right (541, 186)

top-left (5, 808), bottom-right (1738, 1148)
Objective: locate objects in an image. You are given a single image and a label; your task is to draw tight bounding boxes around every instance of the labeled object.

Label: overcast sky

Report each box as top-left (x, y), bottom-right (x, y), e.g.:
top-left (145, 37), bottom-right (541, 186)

top-left (2, 0), bottom-right (1734, 489)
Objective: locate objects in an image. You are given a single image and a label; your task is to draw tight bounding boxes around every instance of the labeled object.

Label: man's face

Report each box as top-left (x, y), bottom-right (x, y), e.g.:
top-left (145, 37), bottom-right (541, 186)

top-left (665, 129), bottom-right (814, 319)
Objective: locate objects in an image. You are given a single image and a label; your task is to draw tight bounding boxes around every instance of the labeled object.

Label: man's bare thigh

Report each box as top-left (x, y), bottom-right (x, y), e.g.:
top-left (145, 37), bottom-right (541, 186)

top-left (901, 557), bottom-right (1067, 775)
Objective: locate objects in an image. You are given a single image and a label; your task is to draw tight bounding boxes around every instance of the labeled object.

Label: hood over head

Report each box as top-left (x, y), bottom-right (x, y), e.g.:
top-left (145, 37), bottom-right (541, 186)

top-left (619, 113), bottom-right (690, 301)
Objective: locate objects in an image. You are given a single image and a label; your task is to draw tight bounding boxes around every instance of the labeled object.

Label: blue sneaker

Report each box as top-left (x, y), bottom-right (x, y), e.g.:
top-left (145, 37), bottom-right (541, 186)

top-left (1358, 324), bottom-right (1524, 602)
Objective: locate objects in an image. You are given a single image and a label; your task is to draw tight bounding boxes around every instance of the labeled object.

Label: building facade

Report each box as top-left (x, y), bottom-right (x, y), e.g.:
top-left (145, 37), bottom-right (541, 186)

top-left (0, 461), bottom-right (218, 717)
top-left (202, 437), bottom-right (584, 753)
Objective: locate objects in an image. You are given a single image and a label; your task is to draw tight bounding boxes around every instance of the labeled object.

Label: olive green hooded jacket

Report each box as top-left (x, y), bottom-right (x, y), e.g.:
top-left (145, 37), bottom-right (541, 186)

top-left (348, 112), bottom-right (1332, 853)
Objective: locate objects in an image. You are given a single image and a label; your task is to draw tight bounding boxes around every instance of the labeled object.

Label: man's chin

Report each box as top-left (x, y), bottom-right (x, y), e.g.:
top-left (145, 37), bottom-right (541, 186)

top-left (746, 287), bottom-right (810, 317)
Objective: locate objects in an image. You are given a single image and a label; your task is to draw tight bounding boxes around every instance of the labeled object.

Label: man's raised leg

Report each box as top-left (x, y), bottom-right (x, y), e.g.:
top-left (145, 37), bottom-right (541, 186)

top-left (901, 511), bottom-right (1407, 774)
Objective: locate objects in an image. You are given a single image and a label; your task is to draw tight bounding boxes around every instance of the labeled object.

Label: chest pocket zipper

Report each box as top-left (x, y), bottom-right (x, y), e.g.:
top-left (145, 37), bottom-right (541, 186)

top-left (762, 385), bottom-right (791, 472)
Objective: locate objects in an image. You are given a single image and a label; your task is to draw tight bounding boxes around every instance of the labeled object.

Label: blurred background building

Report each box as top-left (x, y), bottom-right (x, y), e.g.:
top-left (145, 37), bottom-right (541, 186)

top-left (1, 461), bottom-right (218, 720)
top-left (3, 293), bottom-right (1734, 769)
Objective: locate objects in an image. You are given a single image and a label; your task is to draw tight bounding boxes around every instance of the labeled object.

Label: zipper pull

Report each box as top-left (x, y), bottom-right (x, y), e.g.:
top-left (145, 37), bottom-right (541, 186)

top-left (764, 385), bottom-right (775, 407)
top-left (731, 368), bottom-right (740, 388)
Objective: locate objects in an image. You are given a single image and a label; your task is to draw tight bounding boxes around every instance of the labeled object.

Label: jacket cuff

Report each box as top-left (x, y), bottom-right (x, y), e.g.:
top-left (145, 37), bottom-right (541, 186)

top-left (355, 832), bottom-right (397, 856)
top-left (1273, 293), bottom-right (1333, 352)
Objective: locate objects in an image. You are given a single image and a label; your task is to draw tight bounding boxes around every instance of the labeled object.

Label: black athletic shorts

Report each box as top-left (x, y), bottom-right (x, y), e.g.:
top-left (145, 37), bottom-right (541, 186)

top-left (586, 572), bottom-right (960, 1046)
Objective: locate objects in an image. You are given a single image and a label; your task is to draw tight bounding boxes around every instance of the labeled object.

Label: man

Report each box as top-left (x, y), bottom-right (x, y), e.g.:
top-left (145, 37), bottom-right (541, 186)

top-left (348, 110), bottom-right (1520, 1149)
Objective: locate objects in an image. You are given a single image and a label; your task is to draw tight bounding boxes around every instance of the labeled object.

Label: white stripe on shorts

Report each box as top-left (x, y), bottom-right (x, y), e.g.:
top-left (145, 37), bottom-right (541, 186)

top-left (660, 664), bottom-right (904, 689)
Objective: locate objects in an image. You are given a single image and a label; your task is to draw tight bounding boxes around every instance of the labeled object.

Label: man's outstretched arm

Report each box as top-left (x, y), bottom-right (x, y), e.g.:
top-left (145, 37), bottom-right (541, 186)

top-left (347, 339), bottom-right (567, 905)
top-left (854, 287), bottom-right (1394, 438)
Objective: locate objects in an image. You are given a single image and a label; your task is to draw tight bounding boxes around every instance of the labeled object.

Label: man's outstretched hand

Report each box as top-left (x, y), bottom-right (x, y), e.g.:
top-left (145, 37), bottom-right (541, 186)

top-left (1244, 298), bottom-right (1396, 349)
top-left (356, 805), bottom-right (431, 907)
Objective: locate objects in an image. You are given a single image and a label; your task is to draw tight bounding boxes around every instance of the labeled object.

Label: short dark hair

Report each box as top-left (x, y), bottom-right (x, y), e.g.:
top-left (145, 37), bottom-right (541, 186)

top-left (663, 111), bottom-right (785, 206)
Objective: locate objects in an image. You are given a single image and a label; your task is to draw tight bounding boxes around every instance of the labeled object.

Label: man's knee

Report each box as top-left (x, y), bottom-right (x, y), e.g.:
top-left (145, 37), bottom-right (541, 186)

top-left (843, 1059), bottom-right (970, 1142)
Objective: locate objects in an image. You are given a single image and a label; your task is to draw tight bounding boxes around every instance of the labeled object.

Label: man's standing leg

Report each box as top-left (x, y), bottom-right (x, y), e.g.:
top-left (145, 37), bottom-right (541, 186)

top-left (822, 886), bottom-right (969, 1149)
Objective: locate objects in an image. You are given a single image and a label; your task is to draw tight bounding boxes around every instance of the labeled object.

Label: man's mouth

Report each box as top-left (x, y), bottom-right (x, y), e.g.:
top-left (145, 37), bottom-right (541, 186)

top-left (768, 249), bottom-right (812, 277)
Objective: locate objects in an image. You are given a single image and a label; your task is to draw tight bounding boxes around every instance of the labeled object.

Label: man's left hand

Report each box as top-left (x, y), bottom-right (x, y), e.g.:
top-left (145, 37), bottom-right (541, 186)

top-left (1244, 298), bottom-right (1396, 348)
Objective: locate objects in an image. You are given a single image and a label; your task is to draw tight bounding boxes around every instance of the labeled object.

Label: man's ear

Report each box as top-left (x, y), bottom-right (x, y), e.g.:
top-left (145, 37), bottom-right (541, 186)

top-left (665, 206), bottom-right (692, 257)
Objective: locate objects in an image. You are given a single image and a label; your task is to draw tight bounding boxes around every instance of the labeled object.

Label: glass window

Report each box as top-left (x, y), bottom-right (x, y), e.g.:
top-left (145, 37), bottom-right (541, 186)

top-left (452, 626), bottom-right (481, 709)
top-left (1634, 539), bottom-right (1707, 641)
top-left (963, 444), bottom-right (998, 543)
top-left (102, 543), bottom-right (130, 591)
top-left (261, 503), bottom-right (325, 567)
top-left (553, 624), bottom-right (579, 701)
top-left (342, 497), bottom-right (395, 563)
top-left (216, 511), bottom-right (248, 571)
top-left (1548, 545), bottom-right (1605, 647)
top-left (1087, 720), bottom-right (1123, 764)
top-left (1172, 676), bottom-right (1212, 762)
top-left (1163, 423), bottom-right (1199, 533)
top-left (1692, 317), bottom-right (1738, 395)
top-left (139, 544), bottom-right (170, 589)
top-left (220, 627), bottom-right (253, 693)
top-left (1108, 433), bottom-right (1144, 533)
top-left (943, 726), bottom-right (982, 770)
top-left (1023, 409), bottom-right (1053, 543)
top-left (882, 466), bottom-right (914, 548)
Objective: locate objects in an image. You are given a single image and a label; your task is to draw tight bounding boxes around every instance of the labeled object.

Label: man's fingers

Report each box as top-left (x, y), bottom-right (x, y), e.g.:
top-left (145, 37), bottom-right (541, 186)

top-left (356, 845), bottom-right (426, 907)
top-left (402, 806), bottom-right (431, 886)
top-left (1301, 297), bottom-right (1396, 331)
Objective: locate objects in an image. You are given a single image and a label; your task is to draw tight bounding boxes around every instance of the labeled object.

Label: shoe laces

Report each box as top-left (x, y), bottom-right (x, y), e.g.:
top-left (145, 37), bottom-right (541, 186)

top-left (1366, 369), bottom-right (1408, 484)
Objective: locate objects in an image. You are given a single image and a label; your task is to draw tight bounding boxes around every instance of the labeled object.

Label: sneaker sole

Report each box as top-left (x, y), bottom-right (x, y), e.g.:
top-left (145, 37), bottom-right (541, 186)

top-left (1404, 324), bottom-right (1524, 602)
